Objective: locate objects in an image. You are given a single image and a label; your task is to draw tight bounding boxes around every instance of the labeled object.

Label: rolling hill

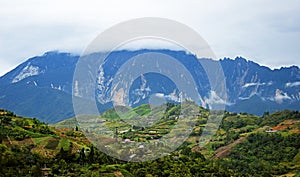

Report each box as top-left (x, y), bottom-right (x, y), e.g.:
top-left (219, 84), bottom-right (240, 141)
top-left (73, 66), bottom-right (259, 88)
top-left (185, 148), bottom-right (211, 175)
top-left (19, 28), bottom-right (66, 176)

top-left (1, 105), bottom-right (300, 176)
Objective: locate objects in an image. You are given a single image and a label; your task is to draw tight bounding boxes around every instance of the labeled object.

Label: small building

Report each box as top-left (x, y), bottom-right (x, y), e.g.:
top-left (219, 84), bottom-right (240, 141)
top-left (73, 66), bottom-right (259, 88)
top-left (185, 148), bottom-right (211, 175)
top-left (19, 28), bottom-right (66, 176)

top-left (119, 130), bottom-right (129, 134)
top-left (149, 130), bottom-right (157, 134)
top-left (122, 139), bottom-right (133, 144)
top-left (265, 129), bottom-right (278, 133)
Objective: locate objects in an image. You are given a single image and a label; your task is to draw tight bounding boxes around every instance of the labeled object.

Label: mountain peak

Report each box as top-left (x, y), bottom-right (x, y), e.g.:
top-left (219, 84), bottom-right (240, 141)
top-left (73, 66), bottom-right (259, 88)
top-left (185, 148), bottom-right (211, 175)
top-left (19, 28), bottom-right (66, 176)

top-left (235, 56), bottom-right (247, 61)
top-left (278, 65), bottom-right (299, 70)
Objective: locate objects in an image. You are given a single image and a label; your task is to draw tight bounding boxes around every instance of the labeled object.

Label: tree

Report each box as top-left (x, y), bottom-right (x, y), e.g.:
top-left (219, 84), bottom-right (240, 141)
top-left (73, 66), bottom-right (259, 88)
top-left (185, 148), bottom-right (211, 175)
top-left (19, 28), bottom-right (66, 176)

top-left (79, 148), bottom-right (86, 165)
top-left (23, 120), bottom-right (30, 127)
top-left (262, 111), bottom-right (270, 117)
top-left (88, 145), bottom-right (95, 164)
top-left (1, 116), bottom-right (11, 124)
top-left (58, 159), bottom-right (67, 174)
top-left (31, 162), bottom-right (42, 177)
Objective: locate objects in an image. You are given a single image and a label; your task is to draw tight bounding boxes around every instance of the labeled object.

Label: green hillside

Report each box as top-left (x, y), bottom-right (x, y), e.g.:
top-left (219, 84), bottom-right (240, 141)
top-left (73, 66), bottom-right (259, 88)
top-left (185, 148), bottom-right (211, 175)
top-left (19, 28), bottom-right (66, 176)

top-left (1, 106), bottom-right (300, 176)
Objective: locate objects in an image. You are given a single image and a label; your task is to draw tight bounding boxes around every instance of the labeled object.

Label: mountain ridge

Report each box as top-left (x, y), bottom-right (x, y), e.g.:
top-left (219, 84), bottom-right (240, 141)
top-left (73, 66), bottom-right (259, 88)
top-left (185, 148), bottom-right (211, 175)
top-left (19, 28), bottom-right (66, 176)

top-left (0, 50), bottom-right (299, 123)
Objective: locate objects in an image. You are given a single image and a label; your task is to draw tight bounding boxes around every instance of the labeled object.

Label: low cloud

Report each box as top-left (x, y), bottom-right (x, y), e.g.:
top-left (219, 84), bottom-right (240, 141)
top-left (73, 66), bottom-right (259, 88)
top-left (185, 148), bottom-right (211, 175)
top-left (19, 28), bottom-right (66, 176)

top-left (286, 82), bottom-right (300, 87)
top-left (0, 0), bottom-right (300, 76)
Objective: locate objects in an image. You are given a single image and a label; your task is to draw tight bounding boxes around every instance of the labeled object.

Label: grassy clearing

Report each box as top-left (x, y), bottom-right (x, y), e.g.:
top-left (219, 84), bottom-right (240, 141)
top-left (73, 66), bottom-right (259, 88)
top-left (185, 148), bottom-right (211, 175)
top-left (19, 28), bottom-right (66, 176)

top-left (59, 138), bottom-right (70, 151)
top-left (33, 137), bottom-right (50, 144)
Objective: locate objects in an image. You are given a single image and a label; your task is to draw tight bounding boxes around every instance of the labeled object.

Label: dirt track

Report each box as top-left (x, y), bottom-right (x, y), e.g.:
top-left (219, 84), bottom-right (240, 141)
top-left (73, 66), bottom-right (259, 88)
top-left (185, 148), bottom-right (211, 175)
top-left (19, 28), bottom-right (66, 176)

top-left (211, 136), bottom-right (245, 160)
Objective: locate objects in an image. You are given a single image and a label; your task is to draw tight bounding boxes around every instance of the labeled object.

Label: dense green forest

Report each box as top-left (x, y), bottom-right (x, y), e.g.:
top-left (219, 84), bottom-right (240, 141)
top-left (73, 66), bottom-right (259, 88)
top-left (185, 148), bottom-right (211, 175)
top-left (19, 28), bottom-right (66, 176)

top-left (0, 106), bottom-right (300, 177)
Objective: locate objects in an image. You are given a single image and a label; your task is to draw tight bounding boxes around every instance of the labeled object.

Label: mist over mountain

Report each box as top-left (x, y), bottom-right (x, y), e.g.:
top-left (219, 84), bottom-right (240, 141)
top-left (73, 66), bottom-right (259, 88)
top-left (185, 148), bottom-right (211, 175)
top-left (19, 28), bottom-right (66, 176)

top-left (0, 50), bottom-right (299, 123)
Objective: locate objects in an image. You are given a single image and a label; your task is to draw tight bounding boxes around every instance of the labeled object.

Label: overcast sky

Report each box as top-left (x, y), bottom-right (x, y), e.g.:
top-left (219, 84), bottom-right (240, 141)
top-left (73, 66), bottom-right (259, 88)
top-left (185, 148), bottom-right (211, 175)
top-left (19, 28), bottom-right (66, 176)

top-left (0, 0), bottom-right (299, 76)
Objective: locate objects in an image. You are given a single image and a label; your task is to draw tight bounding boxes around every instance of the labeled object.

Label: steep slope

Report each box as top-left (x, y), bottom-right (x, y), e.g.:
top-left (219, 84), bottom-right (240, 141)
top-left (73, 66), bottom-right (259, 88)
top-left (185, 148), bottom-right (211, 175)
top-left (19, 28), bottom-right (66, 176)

top-left (0, 51), bottom-right (78, 93)
top-left (221, 57), bottom-right (300, 114)
top-left (0, 51), bottom-right (78, 123)
top-left (0, 50), bottom-right (299, 122)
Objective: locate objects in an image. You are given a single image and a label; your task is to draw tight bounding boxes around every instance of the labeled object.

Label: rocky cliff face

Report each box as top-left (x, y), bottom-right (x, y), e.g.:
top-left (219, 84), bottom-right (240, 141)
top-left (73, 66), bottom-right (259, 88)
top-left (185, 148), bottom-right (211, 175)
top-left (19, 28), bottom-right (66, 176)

top-left (0, 50), bottom-right (299, 122)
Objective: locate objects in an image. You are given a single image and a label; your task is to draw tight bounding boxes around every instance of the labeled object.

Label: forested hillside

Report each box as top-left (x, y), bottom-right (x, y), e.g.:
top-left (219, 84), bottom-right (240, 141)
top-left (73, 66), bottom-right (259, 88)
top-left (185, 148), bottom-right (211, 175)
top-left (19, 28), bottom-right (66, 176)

top-left (0, 107), bottom-right (300, 176)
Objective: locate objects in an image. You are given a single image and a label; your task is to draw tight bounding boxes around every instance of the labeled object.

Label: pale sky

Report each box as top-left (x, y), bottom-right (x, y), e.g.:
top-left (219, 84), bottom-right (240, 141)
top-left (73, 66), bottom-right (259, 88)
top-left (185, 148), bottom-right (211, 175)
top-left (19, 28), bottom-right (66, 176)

top-left (0, 0), bottom-right (300, 76)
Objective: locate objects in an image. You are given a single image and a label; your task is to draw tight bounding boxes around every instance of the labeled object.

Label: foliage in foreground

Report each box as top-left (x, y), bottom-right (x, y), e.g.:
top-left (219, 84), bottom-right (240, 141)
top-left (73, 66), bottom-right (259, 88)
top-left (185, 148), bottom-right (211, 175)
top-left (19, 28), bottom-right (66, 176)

top-left (0, 108), bottom-right (300, 176)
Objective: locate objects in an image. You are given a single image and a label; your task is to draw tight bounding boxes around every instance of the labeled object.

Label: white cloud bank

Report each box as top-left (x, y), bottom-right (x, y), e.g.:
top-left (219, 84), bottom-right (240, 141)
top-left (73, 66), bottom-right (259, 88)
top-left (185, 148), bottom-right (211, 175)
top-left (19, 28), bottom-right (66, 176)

top-left (0, 0), bottom-right (300, 76)
top-left (242, 82), bottom-right (273, 88)
top-left (286, 82), bottom-right (300, 87)
top-left (275, 89), bottom-right (291, 104)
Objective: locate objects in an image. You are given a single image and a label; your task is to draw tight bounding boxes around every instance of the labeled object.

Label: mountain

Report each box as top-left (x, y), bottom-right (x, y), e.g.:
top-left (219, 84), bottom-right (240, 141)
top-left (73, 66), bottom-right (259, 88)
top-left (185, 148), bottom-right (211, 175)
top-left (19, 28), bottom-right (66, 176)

top-left (221, 57), bottom-right (300, 114)
top-left (0, 51), bottom-right (78, 122)
top-left (0, 50), bottom-right (299, 123)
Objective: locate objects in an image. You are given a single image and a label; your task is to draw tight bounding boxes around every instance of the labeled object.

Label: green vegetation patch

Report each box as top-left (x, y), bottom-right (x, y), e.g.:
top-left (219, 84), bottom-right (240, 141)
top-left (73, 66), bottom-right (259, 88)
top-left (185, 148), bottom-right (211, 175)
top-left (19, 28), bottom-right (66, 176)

top-left (33, 137), bottom-right (50, 144)
top-left (45, 138), bottom-right (60, 150)
top-left (59, 138), bottom-right (71, 151)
